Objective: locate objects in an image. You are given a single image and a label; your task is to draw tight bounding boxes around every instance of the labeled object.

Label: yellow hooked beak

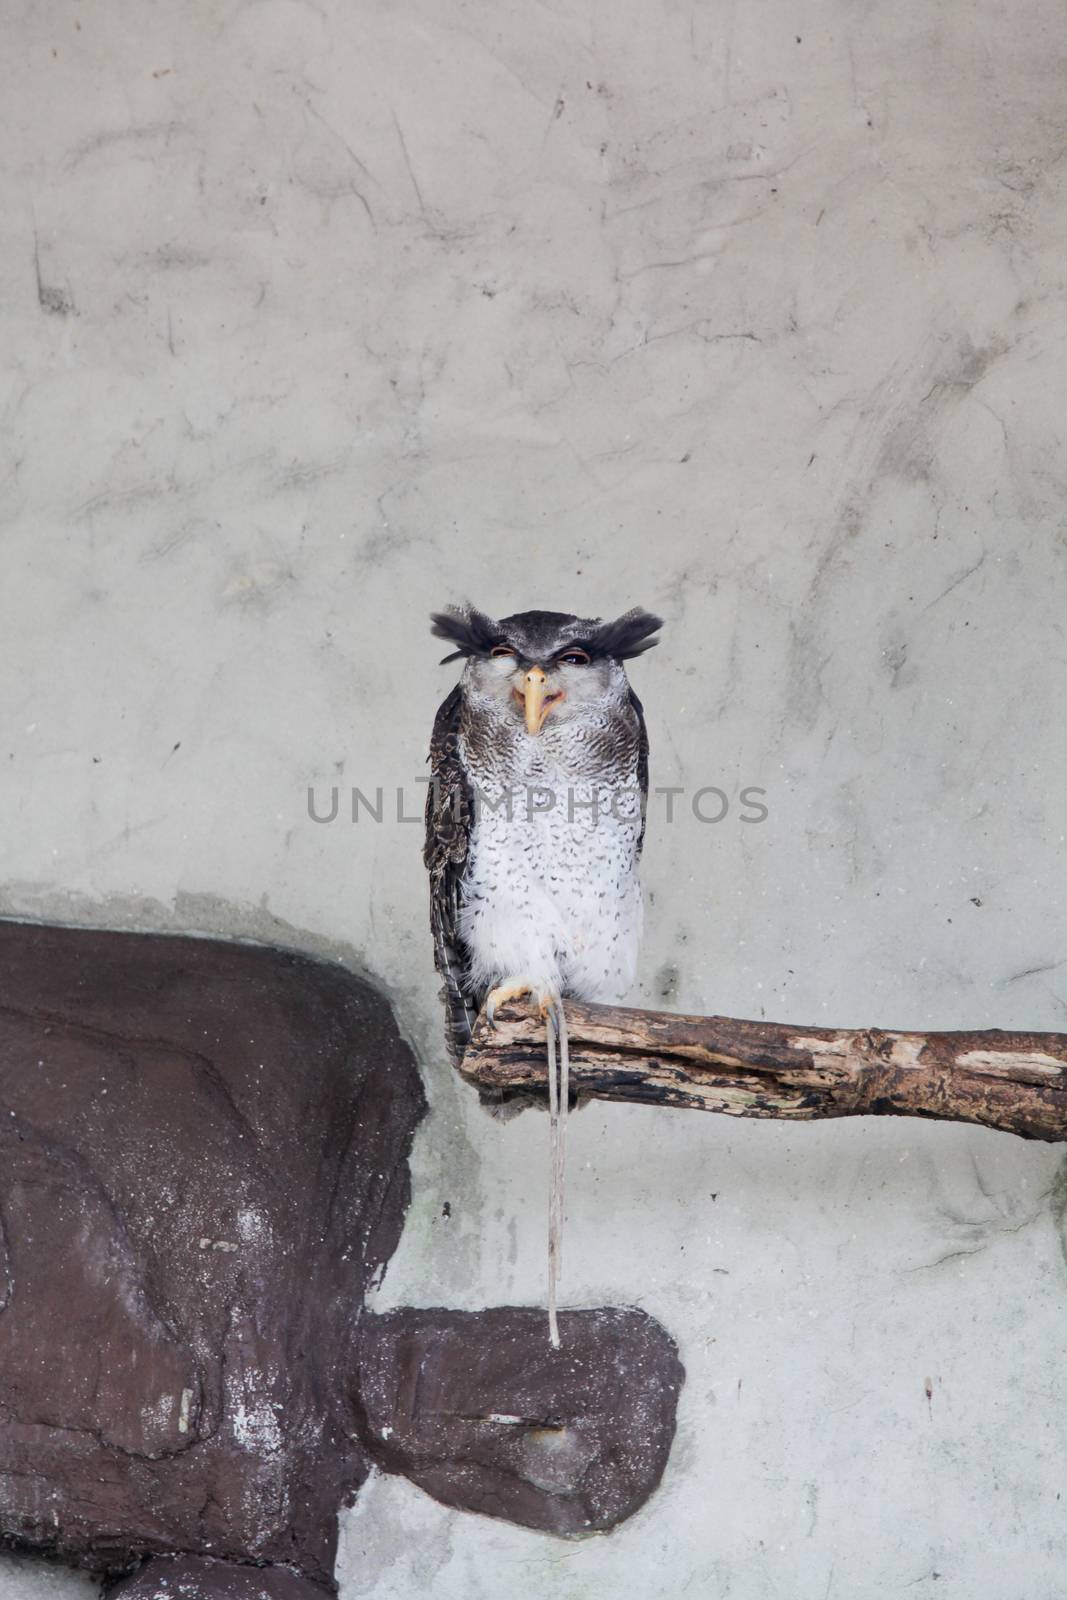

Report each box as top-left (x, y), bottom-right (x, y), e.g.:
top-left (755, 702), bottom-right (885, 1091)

top-left (520, 665), bottom-right (563, 734)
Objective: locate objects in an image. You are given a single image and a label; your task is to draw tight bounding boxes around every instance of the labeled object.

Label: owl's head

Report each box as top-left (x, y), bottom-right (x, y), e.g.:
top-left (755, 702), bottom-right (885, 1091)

top-left (430, 605), bottom-right (662, 732)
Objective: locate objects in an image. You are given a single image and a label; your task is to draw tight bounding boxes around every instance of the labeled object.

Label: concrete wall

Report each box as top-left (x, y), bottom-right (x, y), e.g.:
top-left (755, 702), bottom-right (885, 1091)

top-left (2, 0), bottom-right (1067, 1594)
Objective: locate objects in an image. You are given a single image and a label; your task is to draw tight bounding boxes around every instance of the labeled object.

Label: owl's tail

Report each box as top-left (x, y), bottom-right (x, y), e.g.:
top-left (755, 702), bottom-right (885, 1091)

top-left (545, 998), bottom-right (570, 1349)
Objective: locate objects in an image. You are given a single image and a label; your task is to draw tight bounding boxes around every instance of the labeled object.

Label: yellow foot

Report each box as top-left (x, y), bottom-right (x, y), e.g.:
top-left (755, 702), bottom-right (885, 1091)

top-left (485, 979), bottom-right (536, 1026)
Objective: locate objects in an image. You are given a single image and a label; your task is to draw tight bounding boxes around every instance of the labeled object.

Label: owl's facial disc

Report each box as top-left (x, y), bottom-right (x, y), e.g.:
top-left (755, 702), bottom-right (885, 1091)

top-left (514, 664), bottom-right (564, 733)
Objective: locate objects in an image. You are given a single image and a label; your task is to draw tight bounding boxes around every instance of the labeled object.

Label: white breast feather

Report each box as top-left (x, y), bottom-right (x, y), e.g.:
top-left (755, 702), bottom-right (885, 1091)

top-left (457, 741), bottom-right (643, 1004)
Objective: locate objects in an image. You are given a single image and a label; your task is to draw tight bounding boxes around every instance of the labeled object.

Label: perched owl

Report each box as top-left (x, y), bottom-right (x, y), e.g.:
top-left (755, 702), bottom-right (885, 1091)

top-left (423, 604), bottom-right (662, 1344)
top-left (424, 604), bottom-right (662, 1058)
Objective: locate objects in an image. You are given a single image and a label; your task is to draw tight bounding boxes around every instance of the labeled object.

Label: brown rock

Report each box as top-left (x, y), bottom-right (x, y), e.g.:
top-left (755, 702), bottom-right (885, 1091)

top-left (357, 1306), bottom-right (683, 1535)
top-left (0, 920), bottom-right (683, 1595)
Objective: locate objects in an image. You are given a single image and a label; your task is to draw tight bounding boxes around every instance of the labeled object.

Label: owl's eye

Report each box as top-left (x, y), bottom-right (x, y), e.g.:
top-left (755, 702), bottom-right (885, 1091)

top-left (557, 647), bottom-right (590, 666)
top-left (490, 644), bottom-right (516, 659)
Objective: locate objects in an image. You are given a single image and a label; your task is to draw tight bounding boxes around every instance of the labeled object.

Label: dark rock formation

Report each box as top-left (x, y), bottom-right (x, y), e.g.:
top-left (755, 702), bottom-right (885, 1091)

top-left (357, 1307), bottom-right (683, 1535)
top-left (0, 921), bottom-right (683, 1596)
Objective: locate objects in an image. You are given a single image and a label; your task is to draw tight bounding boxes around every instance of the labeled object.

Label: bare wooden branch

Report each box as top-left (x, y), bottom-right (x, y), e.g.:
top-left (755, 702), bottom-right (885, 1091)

top-left (459, 999), bottom-right (1067, 1141)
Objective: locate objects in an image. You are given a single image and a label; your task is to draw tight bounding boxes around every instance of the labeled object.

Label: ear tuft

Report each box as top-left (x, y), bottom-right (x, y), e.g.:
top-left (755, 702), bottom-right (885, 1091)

top-left (591, 608), bottom-right (663, 662)
top-left (429, 606), bottom-right (500, 664)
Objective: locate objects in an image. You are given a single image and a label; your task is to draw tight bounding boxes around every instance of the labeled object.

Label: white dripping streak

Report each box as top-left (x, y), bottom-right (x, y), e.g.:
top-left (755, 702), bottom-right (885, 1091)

top-left (546, 999), bottom-right (569, 1349)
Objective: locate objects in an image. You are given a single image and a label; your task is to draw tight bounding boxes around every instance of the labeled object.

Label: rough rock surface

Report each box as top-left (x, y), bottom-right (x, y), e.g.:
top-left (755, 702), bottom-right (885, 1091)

top-left (0, 922), bottom-right (683, 1594)
top-left (109, 1555), bottom-right (328, 1597)
top-left (0, 920), bottom-right (423, 1588)
top-left (357, 1307), bottom-right (683, 1535)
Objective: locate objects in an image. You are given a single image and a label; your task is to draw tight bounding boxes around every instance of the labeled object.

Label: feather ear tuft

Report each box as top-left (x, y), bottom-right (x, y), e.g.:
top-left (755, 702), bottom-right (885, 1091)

top-left (429, 606), bottom-right (500, 664)
top-left (591, 607), bottom-right (663, 661)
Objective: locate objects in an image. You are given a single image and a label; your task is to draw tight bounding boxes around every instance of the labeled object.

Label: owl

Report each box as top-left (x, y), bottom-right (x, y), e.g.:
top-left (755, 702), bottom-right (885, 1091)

top-left (423, 604), bottom-right (662, 1345)
top-left (423, 605), bottom-right (662, 1061)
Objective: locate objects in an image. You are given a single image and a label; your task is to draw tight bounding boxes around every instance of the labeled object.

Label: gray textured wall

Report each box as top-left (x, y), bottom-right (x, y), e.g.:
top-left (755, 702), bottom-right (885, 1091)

top-left (3, 1), bottom-right (1067, 1595)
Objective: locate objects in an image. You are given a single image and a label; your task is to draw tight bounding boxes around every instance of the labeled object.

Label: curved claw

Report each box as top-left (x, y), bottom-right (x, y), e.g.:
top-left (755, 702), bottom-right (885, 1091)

top-left (539, 993), bottom-right (556, 1021)
top-left (486, 979), bottom-right (535, 1028)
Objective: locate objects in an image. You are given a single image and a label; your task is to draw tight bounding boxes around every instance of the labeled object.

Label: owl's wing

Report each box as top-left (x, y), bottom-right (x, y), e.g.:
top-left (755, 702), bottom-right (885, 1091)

top-left (628, 686), bottom-right (650, 855)
top-left (424, 684), bottom-right (479, 1062)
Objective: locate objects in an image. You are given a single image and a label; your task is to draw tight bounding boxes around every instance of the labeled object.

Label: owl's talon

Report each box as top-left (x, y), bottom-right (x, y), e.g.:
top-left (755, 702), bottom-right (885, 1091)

top-left (485, 979), bottom-right (535, 1028)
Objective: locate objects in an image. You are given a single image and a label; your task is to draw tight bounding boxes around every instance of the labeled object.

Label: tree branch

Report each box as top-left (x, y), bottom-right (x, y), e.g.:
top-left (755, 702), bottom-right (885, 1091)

top-left (459, 1000), bottom-right (1067, 1142)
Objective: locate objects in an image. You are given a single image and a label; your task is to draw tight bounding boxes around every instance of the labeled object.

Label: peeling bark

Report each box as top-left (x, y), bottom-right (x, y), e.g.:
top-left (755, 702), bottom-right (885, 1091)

top-left (460, 1000), bottom-right (1067, 1141)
